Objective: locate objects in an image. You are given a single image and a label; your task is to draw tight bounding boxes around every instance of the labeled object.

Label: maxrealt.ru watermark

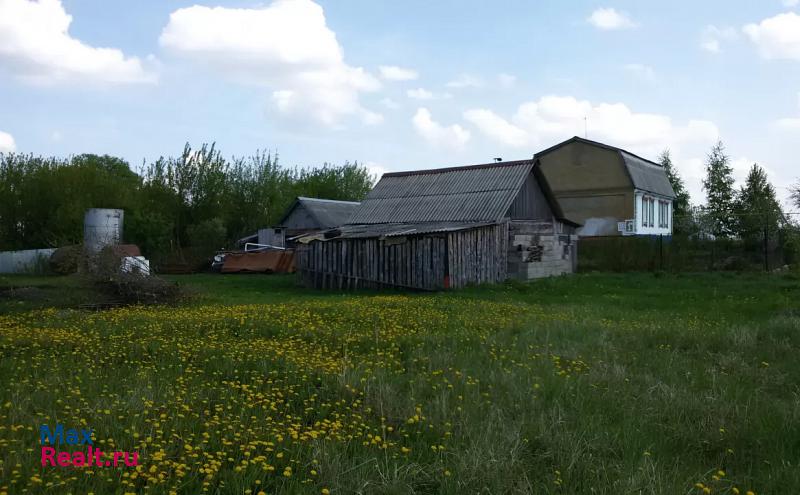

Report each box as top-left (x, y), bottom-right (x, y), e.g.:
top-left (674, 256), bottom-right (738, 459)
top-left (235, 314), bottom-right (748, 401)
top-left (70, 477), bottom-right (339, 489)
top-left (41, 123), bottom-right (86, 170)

top-left (40, 424), bottom-right (139, 467)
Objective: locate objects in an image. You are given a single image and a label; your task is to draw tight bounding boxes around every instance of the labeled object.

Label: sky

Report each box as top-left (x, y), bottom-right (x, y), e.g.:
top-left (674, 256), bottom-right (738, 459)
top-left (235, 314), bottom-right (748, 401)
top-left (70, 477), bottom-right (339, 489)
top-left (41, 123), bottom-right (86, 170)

top-left (0, 0), bottom-right (799, 207)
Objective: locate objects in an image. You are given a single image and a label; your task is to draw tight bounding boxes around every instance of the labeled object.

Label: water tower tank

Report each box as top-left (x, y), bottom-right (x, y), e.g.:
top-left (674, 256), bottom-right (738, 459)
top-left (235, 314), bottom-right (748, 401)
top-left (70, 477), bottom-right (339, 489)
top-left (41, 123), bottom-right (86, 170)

top-left (84, 208), bottom-right (124, 254)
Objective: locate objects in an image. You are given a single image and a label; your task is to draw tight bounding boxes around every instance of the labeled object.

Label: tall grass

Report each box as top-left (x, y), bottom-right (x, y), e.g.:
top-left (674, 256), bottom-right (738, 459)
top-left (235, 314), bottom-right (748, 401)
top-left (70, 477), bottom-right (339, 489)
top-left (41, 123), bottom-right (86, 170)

top-left (0, 273), bottom-right (797, 494)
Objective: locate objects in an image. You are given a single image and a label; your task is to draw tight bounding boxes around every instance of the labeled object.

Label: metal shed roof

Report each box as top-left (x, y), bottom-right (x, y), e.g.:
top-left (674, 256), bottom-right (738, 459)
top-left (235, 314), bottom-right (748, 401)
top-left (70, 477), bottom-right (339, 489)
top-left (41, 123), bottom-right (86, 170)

top-left (348, 160), bottom-right (535, 224)
top-left (297, 221), bottom-right (495, 242)
top-left (279, 197), bottom-right (361, 228)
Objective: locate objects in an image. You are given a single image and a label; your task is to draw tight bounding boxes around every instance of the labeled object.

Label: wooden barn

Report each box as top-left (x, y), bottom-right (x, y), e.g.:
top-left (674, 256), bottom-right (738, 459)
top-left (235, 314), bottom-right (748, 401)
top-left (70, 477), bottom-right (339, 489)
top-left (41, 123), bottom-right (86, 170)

top-left (296, 159), bottom-right (579, 290)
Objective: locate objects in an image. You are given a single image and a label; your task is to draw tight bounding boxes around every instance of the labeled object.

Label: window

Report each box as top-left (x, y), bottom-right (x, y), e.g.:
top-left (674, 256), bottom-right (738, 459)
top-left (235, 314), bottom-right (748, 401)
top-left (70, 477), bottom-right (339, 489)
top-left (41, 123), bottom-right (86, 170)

top-left (657, 201), bottom-right (662, 228)
top-left (659, 201), bottom-right (670, 229)
top-left (643, 197), bottom-right (655, 228)
top-left (643, 197), bottom-right (671, 230)
top-left (641, 196), bottom-right (648, 228)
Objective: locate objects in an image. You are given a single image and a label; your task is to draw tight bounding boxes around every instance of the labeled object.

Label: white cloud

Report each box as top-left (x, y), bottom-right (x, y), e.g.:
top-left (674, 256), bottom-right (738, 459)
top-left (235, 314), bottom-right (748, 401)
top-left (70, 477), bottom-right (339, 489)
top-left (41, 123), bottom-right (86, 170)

top-left (407, 88), bottom-right (435, 100)
top-left (378, 65), bottom-right (418, 81)
top-left (465, 96), bottom-right (718, 155)
top-left (364, 161), bottom-right (389, 181)
top-left (623, 63), bottom-right (656, 82)
top-left (412, 108), bottom-right (470, 149)
top-left (701, 25), bottom-right (738, 53)
top-left (446, 74), bottom-right (484, 89)
top-left (463, 109), bottom-right (528, 147)
top-left (777, 118), bottom-right (800, 129)
top-left (498, 73), bottom-right (517, 88)
top-left (160, 0), bottom-right (380, 126)
top-left (587, 8), bottom-right (637, 30)
top-left (0, 130), bottom-right (15, 152)
top-left (701, 39), bottom-right (721, 53)
top-left (464, 95), bottom-right (725, 207)
top-left (380, 97), bottom-right (400, 109)
top-left (0, 0), bottom-right (155, 85)
top-left (361, 110), bottom-right (384, 125)
top-left (729, 157), bottom-right (779, 186)
top-left (743, 12), bottom-right (800, 60)
top-left (775, 94), bottom-right (800, 130)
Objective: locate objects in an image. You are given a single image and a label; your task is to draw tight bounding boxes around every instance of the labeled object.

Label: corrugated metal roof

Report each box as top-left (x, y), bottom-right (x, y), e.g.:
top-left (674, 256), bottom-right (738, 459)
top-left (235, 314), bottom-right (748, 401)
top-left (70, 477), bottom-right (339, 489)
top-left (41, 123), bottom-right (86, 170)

top-left (348, 160), bottom-right (534, 224)
top-left (279, 197), bottom-right (361, 228)
top-left (297, 221), bottom-right (495, 242)
top-left (620, 152), bottom-right (676, 198)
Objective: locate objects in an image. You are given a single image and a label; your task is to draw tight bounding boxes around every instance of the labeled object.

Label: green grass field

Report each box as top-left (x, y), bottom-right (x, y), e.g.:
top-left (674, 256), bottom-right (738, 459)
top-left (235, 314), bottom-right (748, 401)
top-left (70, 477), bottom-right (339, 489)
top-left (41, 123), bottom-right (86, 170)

top-left (0, 272), bottom-right (798, 494)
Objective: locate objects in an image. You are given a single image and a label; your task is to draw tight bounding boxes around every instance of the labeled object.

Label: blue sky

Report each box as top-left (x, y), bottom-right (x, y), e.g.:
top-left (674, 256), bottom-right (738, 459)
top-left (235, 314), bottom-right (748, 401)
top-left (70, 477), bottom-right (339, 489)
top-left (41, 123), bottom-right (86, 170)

top-left (1, 0), bottom-right (799, 206)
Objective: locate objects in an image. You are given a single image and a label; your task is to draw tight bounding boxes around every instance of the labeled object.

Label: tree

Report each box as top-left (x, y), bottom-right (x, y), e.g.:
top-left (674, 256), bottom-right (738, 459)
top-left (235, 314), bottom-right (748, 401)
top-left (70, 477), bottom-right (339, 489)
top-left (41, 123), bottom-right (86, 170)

top-left (291, 161), bottom-right (374, 202)
top-left (0, 152), bottom-right (141, 250)
top-left (0, 143), bottom-right (374, 261)
top-left (791, 180), bottom-right (800, 210)
top-left (735, 164), bottom-right (784, 243)
top-left (658, 149), bottom-right (691, 233)
top-left (702, 141), bottom-right (737, 237)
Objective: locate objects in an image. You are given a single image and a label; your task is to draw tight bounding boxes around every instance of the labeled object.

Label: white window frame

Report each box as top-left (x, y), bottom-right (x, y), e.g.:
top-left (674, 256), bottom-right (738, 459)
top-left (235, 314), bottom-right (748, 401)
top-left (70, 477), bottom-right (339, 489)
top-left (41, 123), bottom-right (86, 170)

top-left (641, 196), bottom-right (648, 229)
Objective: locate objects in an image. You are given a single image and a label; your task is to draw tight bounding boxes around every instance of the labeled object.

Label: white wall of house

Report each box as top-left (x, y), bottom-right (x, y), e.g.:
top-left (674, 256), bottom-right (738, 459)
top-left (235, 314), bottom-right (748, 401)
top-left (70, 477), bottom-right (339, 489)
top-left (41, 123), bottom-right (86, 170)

top-left (633, 191), bottom-right (673, 235)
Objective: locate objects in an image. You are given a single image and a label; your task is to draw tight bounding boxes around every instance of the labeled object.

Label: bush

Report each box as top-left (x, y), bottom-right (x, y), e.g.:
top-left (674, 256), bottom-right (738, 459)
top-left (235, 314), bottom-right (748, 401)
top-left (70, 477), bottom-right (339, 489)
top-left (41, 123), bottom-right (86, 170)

top-left (49, 245), bottom-right (81, 274)
top-left (93, 272), bottom-right (184, 305)
top-left (87, 248), bottom-right (184, 305)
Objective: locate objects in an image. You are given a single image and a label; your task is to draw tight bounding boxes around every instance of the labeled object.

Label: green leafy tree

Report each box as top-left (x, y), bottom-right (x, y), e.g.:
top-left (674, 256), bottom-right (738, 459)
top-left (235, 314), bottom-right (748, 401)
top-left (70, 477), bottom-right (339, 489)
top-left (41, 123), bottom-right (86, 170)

top-left (735, 164), bottom-right (784, 243)
top-left (702, 141), bottom-right (737, 237)
top-left (291, 161), bottom-right (374, 203)
top-left (187, 217), bottom-right (228, 260)
top-left (658, 149), bottom-right (691, 233)
top-left (0, 144), bottom-right (373, 262)
top-left (0, 152), bottom-right (140, 250)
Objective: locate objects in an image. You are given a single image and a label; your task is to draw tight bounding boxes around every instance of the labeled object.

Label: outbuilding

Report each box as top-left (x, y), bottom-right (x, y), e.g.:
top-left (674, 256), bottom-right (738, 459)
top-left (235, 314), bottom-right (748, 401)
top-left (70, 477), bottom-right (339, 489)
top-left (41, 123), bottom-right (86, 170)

top-left (296, 159), bottom-right (579, 290)
top-left (252, 197), bottom-right (361, 248)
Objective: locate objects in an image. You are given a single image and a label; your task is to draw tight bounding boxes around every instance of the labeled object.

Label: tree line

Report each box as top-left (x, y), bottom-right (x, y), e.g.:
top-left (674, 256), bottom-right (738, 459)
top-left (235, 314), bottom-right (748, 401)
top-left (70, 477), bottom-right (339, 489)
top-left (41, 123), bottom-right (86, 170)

top-left (2, 139), bottom-right (797, 264)
top-left (658, 141), bottom-right (796, 246)
top-left (0, 143), bottom-right (374, 263)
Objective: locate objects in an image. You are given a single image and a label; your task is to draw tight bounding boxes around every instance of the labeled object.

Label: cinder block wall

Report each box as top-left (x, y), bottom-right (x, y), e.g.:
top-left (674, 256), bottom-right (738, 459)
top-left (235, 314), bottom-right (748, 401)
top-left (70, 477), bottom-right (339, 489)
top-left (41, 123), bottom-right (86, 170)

top-left (507, 221), bottom-right (577, 280)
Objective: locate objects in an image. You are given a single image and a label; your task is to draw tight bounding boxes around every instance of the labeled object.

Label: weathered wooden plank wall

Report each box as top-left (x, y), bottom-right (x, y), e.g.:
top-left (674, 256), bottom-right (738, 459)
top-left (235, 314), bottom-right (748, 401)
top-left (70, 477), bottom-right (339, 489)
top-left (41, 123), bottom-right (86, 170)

top-left (445, 223), bottom-right (508, 288)
top-left (297, 223), bottom-right (508, 290)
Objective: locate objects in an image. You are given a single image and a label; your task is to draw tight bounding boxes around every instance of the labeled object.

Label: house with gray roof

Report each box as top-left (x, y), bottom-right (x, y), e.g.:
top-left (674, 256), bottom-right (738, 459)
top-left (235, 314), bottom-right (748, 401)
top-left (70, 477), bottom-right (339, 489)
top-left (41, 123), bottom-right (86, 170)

top-left (535, 136), bottom-right (676, 236)
top-left (296, 159), bottom-right (579, 290)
